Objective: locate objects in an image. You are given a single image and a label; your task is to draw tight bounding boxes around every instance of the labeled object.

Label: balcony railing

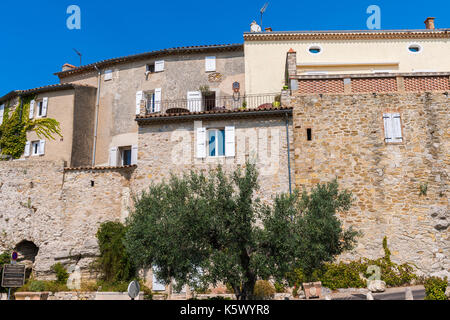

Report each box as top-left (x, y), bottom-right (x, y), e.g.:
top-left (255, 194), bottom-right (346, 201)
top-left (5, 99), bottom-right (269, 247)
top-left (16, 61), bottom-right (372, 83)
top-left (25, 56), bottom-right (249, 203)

top-left (144, 93), bottom-right (281, 115)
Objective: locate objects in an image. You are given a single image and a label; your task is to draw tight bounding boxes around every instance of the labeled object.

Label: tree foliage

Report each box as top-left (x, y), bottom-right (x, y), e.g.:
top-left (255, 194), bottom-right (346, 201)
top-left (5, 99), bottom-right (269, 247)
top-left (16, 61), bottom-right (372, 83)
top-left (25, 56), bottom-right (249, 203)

top-left (0, 96), bottom-right (62, 159)
top-left (96, 221), bottom-right (136, 284)
top-left (125, 163), bottom-right (358, 300)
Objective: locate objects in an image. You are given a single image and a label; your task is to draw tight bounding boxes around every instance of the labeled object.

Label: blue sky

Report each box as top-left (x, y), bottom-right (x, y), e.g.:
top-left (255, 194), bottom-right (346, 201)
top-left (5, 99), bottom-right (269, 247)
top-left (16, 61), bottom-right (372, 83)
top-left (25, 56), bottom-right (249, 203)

top-left (0, 0), bottom-right (449, 94)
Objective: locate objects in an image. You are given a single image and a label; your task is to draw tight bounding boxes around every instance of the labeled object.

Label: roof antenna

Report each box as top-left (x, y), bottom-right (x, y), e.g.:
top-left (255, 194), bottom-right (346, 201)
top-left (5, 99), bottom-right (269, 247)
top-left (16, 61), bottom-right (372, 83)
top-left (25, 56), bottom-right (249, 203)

top-left (73, 48), bottom-right (82, 66)
top-left (260, 2), bottom-right (269, 30)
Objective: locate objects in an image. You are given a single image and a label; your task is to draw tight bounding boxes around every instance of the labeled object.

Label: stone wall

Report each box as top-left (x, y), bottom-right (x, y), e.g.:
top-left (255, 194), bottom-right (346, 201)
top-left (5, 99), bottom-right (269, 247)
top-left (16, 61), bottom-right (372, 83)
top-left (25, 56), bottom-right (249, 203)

top-left (131, 116), bottom-right (294, 205)
top-left (288, 92), bottom-right (449, 277)
top-left (0, 160), bottom-right (135, 279)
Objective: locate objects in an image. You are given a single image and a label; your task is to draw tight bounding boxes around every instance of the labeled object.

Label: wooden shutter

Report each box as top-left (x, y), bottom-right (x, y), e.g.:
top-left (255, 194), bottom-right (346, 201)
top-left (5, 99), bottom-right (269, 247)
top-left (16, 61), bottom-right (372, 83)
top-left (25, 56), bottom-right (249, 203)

top-left (29, 100), bottom-right (35, 119)
top-left (187, 91), bottom-right (202, 112)
top-left (24, 141), bottom-right (31, 157)
top-left (131, 145), bottom-right (138, 165)
top-left (42, 97), bottom-right (48, 117)
top-left (154, 88), bottom-right (162, 112)
top-left (104, 70), bottom-right (113, 81)
top-left (196, 128), bottom-right (206, 158)
top-left (225, 126), bottom-right (236, 157)
top-left (154, 60), bottom-right (165, 72)
top-left (39, 140), bottom-right (46, 155)
top-left (0, 104), bottom-right (4, 125)
top-left (109, 147), bottom-right (118, 166)
top-left (392, 113), bottom-right (403, 143)
top-left (383, 114), bottom-right (393, 142)
top-left (205, 56), bottom-right (216, 72)
top-left (136, 91), bottom-right (144, 115)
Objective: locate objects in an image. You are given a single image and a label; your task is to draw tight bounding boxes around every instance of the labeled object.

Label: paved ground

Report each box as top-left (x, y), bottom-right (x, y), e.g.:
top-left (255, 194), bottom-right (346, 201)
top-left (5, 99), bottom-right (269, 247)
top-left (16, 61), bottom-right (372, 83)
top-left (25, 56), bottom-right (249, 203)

top-left (331, 285), bottom-right (426, 300)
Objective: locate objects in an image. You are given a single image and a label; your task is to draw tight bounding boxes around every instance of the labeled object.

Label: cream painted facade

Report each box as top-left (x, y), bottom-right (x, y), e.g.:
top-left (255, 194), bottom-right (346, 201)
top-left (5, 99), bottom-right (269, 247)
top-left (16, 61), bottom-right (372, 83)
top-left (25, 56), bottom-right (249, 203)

top-left (244, 30), bottom-right (450, 95)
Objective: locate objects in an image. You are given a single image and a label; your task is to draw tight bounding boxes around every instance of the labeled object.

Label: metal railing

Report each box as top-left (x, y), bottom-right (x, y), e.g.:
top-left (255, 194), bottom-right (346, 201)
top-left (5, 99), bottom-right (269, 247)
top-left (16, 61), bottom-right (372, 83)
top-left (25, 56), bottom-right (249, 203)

top-left (144, 93), bottom-right (281, 115)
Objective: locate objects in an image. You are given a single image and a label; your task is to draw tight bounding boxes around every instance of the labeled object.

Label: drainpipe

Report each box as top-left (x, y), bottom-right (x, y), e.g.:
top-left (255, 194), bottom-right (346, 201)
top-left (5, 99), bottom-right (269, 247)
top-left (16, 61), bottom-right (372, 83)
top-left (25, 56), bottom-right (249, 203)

top-left (285, 112), bottom-right (292, 195)
top-left (92, 65), bottom-right (101, 167)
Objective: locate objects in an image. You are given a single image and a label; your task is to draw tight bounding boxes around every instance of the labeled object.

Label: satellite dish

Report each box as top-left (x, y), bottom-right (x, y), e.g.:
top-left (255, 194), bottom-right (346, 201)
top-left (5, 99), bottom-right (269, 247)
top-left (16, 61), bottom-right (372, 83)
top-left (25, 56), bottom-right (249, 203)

top-left (127, 280), bottom-right (140, 300)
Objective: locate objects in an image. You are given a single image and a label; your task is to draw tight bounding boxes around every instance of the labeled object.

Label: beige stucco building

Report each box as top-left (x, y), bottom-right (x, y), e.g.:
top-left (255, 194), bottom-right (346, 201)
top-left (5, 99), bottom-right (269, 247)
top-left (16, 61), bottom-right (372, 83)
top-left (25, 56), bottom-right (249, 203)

top-left (244, 17), bottom-right (450, 95)
top-left (0, 84), bottom-right (97, 167)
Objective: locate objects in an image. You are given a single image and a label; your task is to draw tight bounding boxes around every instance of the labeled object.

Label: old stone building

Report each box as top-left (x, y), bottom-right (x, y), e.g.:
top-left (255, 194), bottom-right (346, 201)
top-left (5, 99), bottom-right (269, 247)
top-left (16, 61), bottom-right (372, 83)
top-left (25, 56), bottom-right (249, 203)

top-left (0, 17), bottom-right (449, 293)
top-left (55, 44), bottom-right (246, 167)
top-left (0, 84), bottom-right (97, 167)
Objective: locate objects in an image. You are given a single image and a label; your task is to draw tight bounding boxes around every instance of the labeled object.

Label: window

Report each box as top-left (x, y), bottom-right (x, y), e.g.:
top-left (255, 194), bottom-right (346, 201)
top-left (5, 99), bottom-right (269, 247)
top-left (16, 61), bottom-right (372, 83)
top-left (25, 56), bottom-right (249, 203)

top-left (383, 113), bottom-right (403, 143)
top-left (197, 127), bottom-right (235, 159)
top-left (408, 43), bottom-right (422, 53)
top-left (205, 56), bottom-right (216, 72)
top-left (37, 101), bottom-right (44, 117)
top-left (31, 141), bottom-right (40, 156)
top-left (308, 45), bottom-right (322, 54)
top-left (208, 129), bottom-right (225, 157)
top-left (203, 91), bottom-right (216, 111)
top-left (146, 63), bottom-right (155, 73)
top-left (36, 97), bottom-right (47, 118)
top-left (120, 147), bottom-right (132, 166)
top-left (307, 128), bottom-right (312, 141)
top-left (110, 145), bottom-right (138, 166)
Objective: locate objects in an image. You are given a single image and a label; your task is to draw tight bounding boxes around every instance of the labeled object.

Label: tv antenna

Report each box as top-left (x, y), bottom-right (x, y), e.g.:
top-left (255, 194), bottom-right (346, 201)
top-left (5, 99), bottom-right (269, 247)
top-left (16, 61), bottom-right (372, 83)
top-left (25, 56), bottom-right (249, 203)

top-left (73, 48), bottom-right (82, 66)
top-left (260, 2), bottom-right (269, 29)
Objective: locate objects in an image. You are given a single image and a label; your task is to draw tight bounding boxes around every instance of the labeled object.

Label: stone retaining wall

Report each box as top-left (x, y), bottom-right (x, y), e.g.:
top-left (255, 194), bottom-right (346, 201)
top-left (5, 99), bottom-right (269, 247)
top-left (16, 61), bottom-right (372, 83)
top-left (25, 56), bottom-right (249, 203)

top-left (288, 92), bottom-right (449, 277)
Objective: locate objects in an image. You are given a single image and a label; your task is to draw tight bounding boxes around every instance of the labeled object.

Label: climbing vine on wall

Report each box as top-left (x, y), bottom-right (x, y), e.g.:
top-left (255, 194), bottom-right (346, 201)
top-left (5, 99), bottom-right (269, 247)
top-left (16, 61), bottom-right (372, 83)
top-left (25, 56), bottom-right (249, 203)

top-left (0, 96), bottom-right (62, 160)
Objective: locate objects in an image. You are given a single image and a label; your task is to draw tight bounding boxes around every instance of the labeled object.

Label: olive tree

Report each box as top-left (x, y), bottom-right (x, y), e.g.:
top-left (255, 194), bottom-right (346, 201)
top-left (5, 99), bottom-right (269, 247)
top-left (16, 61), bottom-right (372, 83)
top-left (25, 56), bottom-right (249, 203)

top-left (124, 163), bottom-right (358, 300)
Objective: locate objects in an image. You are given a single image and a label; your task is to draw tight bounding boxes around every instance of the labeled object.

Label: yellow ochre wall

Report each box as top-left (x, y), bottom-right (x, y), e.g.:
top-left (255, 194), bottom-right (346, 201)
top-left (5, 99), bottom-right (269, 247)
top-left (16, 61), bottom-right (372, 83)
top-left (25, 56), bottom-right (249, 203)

top-left (244, 37), bottom-right (450, 95)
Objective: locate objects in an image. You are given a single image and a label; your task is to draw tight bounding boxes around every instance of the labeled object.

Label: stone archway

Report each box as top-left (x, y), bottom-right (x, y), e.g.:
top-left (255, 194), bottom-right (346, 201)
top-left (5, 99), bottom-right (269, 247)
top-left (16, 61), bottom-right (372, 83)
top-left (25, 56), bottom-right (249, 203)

top-left (15, 241), bottom-right (39, 280)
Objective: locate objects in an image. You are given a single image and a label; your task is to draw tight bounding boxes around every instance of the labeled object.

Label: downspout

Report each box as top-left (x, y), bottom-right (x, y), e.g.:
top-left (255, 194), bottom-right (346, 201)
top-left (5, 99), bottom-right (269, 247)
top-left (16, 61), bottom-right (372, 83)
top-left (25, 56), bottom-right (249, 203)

top-left (92, 65), bottom-right (101, 167)
top-left (285, 112), bottom-right (292, 195)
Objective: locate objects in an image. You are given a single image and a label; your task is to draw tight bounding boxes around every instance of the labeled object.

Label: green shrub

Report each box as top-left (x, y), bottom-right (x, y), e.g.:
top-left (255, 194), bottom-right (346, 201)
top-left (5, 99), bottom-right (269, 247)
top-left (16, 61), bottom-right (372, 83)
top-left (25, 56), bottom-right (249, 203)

top-left (288, 237), bottom-right (417, 290)
top-left (51, 263), bottom-right (69, 284)
top-left (319, 262), bottom-right (367, 290)
top-left (424, 277), bottom-right (448, 300)
top-left (139, 281), bottom-right (153, 300)
top-left (274, 282), bottom-right (286, 293)
top-left (29, 281), bottom-right (46, 292)
top-left (95, 221), bottom-right (136, 283)
top-left (253, 280), bottom-right (275, 300)
top-left (96, 280), bottom-right (130, 292)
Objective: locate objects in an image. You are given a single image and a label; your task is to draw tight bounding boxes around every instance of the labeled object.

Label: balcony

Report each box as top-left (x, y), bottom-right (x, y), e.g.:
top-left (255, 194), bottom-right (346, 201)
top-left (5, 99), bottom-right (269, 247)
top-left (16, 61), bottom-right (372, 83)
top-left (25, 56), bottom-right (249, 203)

top-left (143, 93), bottom-right (281, 115)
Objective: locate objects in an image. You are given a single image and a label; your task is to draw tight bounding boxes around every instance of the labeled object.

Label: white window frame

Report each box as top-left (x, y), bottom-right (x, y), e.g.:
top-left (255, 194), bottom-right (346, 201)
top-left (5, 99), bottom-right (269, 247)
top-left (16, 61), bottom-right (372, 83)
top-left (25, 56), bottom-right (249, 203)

top-left (31, 141), bottom-right (40, 156)
top-left (407, 43), bottom-right (423, 54)
top-left (37, 101), bottom-right (44, 118)
top-left (207, 128), bottom-right (225, 158)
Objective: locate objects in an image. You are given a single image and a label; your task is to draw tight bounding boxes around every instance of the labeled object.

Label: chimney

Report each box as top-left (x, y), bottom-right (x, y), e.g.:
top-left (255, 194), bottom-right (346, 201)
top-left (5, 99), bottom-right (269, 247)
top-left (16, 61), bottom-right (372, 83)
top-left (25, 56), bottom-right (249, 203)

top-left (265, 27), bottom-right (272, 32)
top-left (424, 17), bottom-right (435, 30)
top-left (62, 63), bottom-right (76, 71)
